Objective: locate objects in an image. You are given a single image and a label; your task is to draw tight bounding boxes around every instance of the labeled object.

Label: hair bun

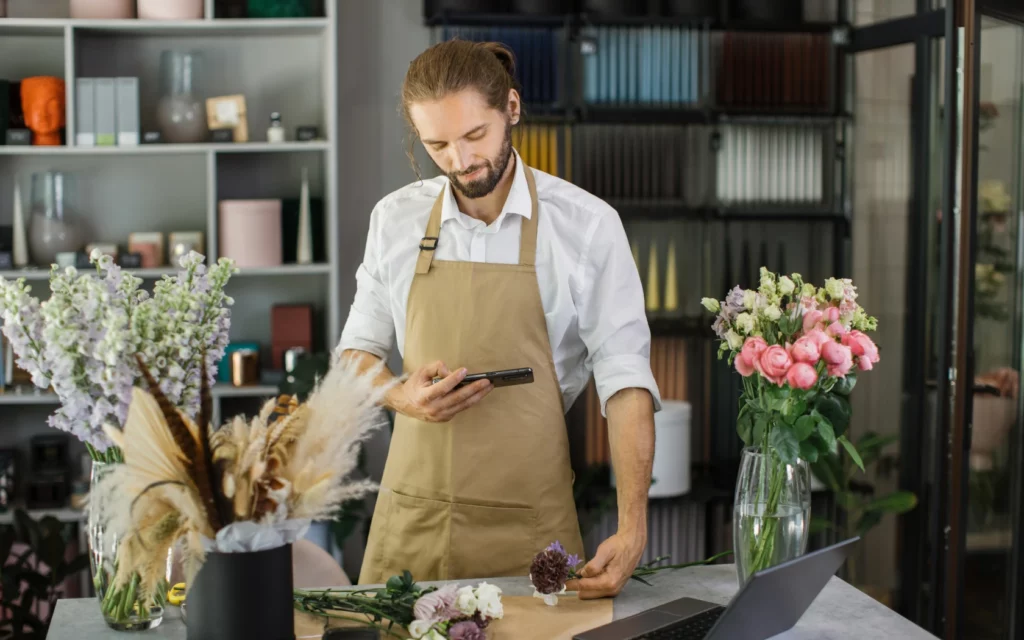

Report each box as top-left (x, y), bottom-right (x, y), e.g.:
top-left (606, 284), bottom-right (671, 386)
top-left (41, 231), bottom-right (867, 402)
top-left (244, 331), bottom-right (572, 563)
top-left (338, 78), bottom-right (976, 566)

top-left (480, 41), bottom-right (516, 83)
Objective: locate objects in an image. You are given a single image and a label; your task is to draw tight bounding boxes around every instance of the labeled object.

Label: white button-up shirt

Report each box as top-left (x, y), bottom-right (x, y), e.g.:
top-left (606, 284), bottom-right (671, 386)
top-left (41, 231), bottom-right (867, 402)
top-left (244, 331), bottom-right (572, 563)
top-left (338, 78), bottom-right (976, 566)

top-left (338, 151), bottom-right (662, 415)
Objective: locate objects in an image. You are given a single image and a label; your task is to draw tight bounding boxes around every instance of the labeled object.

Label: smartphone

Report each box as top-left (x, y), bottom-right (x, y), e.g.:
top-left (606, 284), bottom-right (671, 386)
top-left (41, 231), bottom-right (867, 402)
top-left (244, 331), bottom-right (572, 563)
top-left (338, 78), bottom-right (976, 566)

top-left (433, 367), bottom-right (534, 389)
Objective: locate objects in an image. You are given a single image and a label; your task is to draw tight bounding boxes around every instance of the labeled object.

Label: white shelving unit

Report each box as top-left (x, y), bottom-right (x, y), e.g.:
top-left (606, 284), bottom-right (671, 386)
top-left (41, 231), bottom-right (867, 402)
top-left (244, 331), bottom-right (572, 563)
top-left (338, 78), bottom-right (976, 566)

top-left (0, 4), bottom-right (339, 495)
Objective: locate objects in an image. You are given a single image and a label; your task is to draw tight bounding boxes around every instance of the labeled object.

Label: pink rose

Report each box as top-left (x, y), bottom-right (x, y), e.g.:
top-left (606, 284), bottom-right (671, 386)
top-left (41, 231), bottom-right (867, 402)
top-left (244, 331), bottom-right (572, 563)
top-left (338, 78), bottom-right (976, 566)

top-left (858, 356), bottom-right (874, 371)
top-left (802, 310), bottom-right (824, 333)
top-left (821, 341), bottom-right (854, 378)
top-left (842, 330), bottom-right (880, 363)
top-left (826, 307), bottom-right (840, 323)
top-left (804, 328), bottom-right (831, 348)
top-left (826, 321), bottom-right (848, 338)
top-left (789, 335), bottom-right (821, 364)
top-left (757, 345), bottom-right (793, 386)
top-left (787, 362), bottom-right (818, 390)
top-left (735, 354), bottom-right (755, 377)
top-left (734, 337), bottom-right (768, 377)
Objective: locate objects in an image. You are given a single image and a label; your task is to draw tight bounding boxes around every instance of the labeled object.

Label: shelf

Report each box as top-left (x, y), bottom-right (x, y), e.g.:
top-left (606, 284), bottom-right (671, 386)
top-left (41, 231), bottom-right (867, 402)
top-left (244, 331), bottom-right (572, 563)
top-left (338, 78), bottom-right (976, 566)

top-left (0, 264), bottom-right (331, 282)
top-left (611, 201), bottom-right (847, 223)
top-left (233, 264), bottom-right (331, 277)
top-left (0, 141), bottom-right (329, 156)
top-left (578, 105), bottom-right (711, 125)
top-left (212, 383), bottom-right (280, 399)
top-left (424, 11), bottom-right (840, 34)
top-left (425, 12), bottom-right (569, 27)
top-left (0, 17), bottom-right (328, 37)
top-left (0, 391), bottom-right (60, 405)
top-left (0, 507), bottom-right (87, 524)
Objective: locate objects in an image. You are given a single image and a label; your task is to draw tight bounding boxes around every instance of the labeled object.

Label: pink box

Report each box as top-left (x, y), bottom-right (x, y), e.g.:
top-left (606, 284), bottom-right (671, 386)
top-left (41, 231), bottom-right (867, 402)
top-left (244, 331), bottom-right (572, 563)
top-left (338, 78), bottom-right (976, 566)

top-left (218, 199), bottom-right (282, 268)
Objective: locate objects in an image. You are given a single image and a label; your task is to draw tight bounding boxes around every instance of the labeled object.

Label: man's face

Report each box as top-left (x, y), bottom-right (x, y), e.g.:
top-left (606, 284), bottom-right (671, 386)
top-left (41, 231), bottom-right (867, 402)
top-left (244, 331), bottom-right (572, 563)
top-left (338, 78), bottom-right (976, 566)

top-left (410, 89), bottom-right (517, 199)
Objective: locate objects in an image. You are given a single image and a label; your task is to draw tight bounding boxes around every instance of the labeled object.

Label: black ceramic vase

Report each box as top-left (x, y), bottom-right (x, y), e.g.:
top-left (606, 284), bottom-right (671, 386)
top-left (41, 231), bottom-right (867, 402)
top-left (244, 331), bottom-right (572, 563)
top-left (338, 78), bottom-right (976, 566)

top-left (186, 544), bottom-right (295, 640)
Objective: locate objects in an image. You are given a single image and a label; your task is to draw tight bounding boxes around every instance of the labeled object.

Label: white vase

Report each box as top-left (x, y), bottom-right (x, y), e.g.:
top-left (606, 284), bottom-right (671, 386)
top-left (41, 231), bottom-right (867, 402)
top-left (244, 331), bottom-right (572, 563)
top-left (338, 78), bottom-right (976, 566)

top-left (137, 0), bottom-right (204, 19)
top-left (12, 179), bottom-right (28, 268)
top-left (296, 167), bottom-right (312, 264)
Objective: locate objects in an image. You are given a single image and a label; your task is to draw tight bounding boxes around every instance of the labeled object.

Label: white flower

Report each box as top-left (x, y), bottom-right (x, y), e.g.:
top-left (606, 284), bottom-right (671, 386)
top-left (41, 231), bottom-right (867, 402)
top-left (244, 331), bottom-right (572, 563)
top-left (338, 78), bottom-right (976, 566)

top-left (455, 585), bottom-right (478, 616)
top-left (801, 283), bottom-right (816, 298)
top-left (726, 330), bottom-right (744, 351)
top-left (735, 313), bottom-right (755, 334)
top-left (701, 297), bottom-right (720, 313)
top-left (742, 290), bottom-right (757, 310)
top-left (764, 306), bottom-right (782, 322)
top-left (408, 620), bottom-right (434, 639)
top-left (474, 582), bottom-right (504, 619)
top-left (824, 278), bottom-right (845, 300)
top-left (779, 276), bottom-right (795, 296)
top-left (424, 631), bottom-right (446, 640)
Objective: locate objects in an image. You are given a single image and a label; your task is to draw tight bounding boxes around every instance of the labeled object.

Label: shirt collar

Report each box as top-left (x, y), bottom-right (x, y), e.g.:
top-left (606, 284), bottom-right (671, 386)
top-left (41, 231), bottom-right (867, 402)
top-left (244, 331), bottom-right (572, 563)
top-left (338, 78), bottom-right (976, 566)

top-left (441, 149), bottom-right (532, 229)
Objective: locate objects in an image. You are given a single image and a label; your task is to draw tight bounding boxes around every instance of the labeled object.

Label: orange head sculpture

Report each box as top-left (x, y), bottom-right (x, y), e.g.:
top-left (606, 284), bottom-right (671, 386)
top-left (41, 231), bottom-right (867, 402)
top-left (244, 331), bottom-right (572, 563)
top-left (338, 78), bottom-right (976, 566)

top-left (21, 76), bottom-right (66, 146)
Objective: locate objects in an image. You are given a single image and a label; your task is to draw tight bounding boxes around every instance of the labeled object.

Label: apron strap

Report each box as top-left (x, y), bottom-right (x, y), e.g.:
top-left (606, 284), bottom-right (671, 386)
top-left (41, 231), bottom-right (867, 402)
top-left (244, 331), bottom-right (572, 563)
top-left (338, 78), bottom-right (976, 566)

top-left (415, 186), bottom-right (445, 275)
top-left (415, 164), bottom-right (541, 274)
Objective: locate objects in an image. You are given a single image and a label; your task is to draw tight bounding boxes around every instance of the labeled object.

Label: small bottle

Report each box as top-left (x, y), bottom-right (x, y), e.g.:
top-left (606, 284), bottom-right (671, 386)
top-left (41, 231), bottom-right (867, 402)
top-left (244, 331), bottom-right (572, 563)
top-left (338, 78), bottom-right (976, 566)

top-left (267, 112), bottom-right (285, 143)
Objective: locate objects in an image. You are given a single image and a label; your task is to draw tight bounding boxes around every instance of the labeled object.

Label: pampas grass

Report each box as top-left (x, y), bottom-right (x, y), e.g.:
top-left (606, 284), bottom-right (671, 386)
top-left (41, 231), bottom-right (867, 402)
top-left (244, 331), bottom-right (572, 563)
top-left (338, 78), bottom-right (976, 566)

top-left (91, 354), bottom-right (392, 594)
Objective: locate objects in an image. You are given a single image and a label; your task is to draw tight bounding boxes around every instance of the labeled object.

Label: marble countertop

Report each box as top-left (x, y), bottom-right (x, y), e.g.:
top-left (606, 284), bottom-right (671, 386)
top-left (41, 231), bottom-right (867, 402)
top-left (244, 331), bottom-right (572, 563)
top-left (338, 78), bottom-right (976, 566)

top-left (47, 564), bottom-right (937, 639)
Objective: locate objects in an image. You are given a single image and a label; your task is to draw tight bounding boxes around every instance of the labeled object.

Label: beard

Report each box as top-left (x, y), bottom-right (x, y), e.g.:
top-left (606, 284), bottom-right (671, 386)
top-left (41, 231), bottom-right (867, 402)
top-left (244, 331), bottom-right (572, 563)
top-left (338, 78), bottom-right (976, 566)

top-left (447, 122), bottom-right (514, 199)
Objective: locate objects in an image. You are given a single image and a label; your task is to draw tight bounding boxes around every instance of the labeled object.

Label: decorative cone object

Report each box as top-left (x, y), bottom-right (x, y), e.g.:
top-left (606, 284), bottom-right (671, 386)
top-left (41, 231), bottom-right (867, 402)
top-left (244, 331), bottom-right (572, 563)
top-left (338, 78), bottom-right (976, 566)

top-left (12, 179), bottom-right (28, 268)
top-left (646, 240), bottom-right (660, 312)
top-left (296, 167), bottom-right (312, 265)
top-left (664, 239), bottom-right (678, 312)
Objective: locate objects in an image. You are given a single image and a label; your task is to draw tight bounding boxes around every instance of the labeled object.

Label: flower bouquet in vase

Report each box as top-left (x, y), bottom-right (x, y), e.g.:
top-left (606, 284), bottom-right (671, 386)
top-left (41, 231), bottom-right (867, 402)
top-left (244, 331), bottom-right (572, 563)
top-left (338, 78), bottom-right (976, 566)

top-left (0, 250), bottom-right (235, 630)
top-left (702, 269), bottom-right (879, 585)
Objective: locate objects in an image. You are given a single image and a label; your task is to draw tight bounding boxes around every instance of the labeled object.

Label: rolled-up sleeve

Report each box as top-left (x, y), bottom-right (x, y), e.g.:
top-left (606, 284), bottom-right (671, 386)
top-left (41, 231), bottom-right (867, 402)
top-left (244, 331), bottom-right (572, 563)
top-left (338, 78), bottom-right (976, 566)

top-left (338, 202), bottom-right (396, 360)
top-left (574, 208), bottom-right (662, 416)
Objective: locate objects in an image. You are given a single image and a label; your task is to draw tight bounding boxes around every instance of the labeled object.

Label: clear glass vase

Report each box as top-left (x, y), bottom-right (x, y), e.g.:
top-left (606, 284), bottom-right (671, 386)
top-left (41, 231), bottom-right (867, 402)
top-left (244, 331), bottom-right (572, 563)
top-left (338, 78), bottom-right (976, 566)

top-left (732, 446), bottom-right (811, 585)
top-left (88, 460), bottom-right (168, 631)
top-left (156, 50), bottom-right (208, 144)
top-left (28, 171), bottom-right (82, 268)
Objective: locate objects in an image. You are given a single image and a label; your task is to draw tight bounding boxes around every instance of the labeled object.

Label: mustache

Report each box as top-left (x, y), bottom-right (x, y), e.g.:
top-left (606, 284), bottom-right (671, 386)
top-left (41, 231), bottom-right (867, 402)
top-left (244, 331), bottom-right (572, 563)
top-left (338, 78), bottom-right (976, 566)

top-left (452, 163), bottom-right (489, 178)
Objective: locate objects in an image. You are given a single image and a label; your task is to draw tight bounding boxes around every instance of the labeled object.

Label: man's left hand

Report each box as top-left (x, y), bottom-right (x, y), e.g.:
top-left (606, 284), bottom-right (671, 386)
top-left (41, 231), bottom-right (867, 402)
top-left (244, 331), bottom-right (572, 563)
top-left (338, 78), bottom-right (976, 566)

top-left (565, 531), bottom-right (646, 599)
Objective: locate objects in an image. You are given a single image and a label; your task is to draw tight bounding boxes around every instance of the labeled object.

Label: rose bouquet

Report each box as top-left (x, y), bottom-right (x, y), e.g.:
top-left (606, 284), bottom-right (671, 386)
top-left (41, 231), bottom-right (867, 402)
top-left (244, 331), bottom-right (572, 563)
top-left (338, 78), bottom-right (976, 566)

top-left (294, 571), bottom-right (504, 639)
top-left (702, 268), bottom-right (879, 581)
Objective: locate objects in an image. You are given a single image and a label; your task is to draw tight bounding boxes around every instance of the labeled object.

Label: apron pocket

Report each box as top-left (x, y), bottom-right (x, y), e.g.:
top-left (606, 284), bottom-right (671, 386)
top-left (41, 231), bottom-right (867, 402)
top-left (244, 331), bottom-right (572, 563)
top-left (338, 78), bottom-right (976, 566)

top-left (379, 490), bottom-right (452, 581)
top-left (449, 501), bottom-right (538, 579)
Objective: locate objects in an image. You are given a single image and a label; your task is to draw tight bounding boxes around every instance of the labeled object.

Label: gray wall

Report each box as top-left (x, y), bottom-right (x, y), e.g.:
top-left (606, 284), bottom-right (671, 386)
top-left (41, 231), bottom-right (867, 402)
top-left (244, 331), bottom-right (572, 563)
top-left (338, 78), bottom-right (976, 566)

top-left (334, 0), bottom-right (430, 578)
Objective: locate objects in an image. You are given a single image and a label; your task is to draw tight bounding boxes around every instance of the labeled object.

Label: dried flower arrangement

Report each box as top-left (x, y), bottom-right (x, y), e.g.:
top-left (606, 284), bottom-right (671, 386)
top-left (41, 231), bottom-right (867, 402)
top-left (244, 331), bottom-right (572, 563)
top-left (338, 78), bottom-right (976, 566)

top-left (88, 352), bottom-right (390, 614)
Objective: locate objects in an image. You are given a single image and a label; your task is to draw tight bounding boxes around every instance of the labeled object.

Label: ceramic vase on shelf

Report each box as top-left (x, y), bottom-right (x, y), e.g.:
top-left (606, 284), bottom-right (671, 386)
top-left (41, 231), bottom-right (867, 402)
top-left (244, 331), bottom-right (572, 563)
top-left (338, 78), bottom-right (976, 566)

top-left (156, 50), bottom-right (208, 144)
top-left (12, 179), bottom-right (28, 268)
top-left (732, 446), bottom-right (811, 585)
top-left (70, 0), bottom-right (135, 18)
top-left (28, 171), bottom-right (82, 268)
top-left (137, 0), bottom-right (204, 19)
top-left (88, 460), bottom-right (168, 631)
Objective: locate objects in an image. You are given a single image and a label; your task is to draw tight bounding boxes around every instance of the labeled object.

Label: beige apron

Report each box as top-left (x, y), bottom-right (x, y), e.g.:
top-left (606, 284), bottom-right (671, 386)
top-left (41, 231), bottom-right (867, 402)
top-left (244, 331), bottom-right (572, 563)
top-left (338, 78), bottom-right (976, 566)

top-left (358, 166), bottom-right (585, 584)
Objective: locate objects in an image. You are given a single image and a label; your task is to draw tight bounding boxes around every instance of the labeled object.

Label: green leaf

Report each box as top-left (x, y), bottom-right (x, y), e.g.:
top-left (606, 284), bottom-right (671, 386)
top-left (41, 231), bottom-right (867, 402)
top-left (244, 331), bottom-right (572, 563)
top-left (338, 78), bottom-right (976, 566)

top-left (809, 517), bottom-right (835, 534)
top-left (815, 414), bottom-right (838, 454)
top-left (855, 511), bottom-right (884, 536)
top-left (770, 426), bottom-right (800, 466)
top-left (815, 394), bottom-right (851, 437)
top-left (799, 440), bottom-right (819, 463)
top-left (833, 374), bottom-right (857, 396)
top-left (768, 386), bottom-right (791, 412)
top-left (863, 491), bottom-right (918, 515)
top-left (753, 415), bottom-right (768, 445)
top-left (794, 415), bottom-right (816, 441)
top-left (782, 398), bottom-right (809, 425)
top-left (839, 435), bottom-right (865, 472)
top-left (737, 411), bottom-right (754, 446)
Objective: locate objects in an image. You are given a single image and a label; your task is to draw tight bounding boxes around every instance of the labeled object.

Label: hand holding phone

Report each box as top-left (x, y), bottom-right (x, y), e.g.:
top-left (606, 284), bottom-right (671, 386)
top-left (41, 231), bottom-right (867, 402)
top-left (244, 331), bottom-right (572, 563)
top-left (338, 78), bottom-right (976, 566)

top-left (433, 367), bottom-right (534, 389)
top-left (397, 361), bottom-right (493, 423)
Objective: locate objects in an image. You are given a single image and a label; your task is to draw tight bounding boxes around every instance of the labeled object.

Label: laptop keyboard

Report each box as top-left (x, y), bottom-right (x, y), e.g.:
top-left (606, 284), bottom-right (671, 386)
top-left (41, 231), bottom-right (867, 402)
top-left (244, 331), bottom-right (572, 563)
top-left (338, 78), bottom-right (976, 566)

top-left (635, 606), bottom-right (726, 640)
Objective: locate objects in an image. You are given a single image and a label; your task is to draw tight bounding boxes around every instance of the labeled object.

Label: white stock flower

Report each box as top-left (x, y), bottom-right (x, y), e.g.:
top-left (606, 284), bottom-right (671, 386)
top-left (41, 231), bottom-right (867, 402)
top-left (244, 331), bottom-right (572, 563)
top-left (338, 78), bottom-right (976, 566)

top-left (424, 631), bottom-right (446, 640)
top-left (455, 586), bottom-right (478, 616)
top-left (742, 290), bottom-right (757, 310)
top-left (701, 297), bottom-right (720, 313)
top-left (726, 330), bottom-right (744, 351)
top-left (779, 276), bottom-right (795, 296)
top-left (408, 620), bottom-right (433, 639)
top-left (764, 306), bottom-right (782, 322)
top-left (735, 313), bottom-right (755, 334)
top-left (474, 582), bottom-right (504, 619)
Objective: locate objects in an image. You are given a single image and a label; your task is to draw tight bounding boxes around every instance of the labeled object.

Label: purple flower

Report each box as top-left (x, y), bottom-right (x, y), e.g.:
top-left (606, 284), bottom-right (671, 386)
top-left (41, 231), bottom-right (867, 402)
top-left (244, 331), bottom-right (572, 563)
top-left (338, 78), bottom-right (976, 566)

top-left (566, 553), bottom-right (581, 570)
top-left (449, 621), bottom-right (486, 640)
top-left (546, 541), bottom-right (567, 556)
top-left (414, 584), bottom-right (460, 623)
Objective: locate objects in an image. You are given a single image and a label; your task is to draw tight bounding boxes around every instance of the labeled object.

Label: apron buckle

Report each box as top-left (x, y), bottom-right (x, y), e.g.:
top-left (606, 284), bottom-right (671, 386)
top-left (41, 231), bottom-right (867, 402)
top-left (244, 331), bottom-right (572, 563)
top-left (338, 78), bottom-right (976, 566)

top-left (419, 236), bottom-right (439, 251)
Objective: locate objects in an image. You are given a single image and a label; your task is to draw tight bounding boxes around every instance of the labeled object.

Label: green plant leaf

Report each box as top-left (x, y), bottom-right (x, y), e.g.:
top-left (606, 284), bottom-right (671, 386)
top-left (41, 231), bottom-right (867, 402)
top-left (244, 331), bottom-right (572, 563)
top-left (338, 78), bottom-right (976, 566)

top-left (836, 491), bottom-right (861, 510)
top-left (833, 374), bottom-right (857, 396)
top-left (815, 394), bottom-right (851, 437)
top-left (799, 440), bottom-right (819, 463)
top-left (782, 398), bottom-right (809, 425)
top-left (810, 517), bottom-right (835, 534)
top-left (794, 415), bottom-right (816, 441)
top-left (770, 426), bottom-right (800, 466)
top-left (737, 411), bottom-right (754, 446)
top-left (839, 435), bottom-right (865, 472)
top-left (815, 414), bottom-right (838, 454)
top-left (753, 415), bottom-right (768, 445)
top-left (863, 491), bottom-right (918, 514)
top-left (856, 511), bottom-right (884, 536)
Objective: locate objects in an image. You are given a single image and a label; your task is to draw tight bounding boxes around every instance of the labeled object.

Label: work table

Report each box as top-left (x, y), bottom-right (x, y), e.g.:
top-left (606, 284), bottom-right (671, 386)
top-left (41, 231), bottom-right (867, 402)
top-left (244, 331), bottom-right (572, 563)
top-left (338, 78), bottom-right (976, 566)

top-left (47, 563), bottom-right (937, 639)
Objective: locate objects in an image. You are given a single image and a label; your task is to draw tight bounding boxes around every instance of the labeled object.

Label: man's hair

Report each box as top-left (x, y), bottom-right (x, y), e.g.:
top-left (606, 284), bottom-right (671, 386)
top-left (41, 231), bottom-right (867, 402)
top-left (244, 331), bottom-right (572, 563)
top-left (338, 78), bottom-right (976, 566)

top-left (401, 39), bottom-right (521, 176)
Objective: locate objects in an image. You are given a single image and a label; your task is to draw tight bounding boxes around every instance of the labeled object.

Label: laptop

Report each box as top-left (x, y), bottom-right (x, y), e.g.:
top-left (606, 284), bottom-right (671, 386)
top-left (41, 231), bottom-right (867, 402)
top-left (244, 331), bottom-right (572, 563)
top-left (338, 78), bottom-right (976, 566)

top-left (573, 537), bottom-right (859, 640)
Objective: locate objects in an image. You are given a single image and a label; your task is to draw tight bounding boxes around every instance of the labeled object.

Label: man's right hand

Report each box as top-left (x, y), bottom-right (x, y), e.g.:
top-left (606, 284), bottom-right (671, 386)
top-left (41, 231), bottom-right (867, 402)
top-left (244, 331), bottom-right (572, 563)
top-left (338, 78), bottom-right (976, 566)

top-left (389, 361), bottom-right (492, 422)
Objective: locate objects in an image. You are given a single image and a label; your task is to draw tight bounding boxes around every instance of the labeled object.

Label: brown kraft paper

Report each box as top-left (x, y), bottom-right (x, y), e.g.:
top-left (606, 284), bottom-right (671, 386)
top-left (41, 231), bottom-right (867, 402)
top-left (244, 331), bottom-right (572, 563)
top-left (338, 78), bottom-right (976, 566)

top-left (295, 595), bottom-right (615, 639)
